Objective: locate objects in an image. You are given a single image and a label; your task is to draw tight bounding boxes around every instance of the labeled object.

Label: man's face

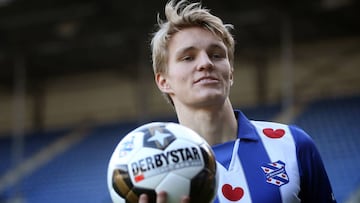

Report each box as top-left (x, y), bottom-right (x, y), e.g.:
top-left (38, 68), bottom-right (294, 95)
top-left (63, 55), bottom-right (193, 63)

top-left (156, 27), bottom-right (233, 109)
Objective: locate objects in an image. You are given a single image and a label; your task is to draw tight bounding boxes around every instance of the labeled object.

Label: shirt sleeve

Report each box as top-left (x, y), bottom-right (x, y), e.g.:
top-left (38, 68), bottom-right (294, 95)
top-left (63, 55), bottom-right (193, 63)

top-left (289, 125), bottom-right (337, 203)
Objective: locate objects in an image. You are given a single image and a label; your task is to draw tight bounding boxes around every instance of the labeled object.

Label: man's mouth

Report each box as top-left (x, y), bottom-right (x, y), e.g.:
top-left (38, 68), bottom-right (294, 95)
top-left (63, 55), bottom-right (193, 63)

top-left (194, 76), bottom-right (219, 84)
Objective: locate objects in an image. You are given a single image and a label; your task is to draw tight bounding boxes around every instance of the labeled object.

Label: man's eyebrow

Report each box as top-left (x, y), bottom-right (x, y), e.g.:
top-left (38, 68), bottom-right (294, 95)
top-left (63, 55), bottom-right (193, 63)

top-left (208, 43), bottom-right (227, 51)
top-left (175, 46), bottom-right (196, 56)
top-left (175, 43), bottom-right (226, 55)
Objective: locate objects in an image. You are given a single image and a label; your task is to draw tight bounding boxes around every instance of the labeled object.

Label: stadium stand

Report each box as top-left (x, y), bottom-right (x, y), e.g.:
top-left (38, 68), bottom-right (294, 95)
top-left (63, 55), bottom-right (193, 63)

top-left (0, 122), bottom-right (135, 203)
top-left (241, 103), bottom-right (282, 121)
top-left (0, 129), bottom-right (70, 177)
top-left (294, 95), bottom-right (360, 203)
top-left (0, 95), bottom-right (359, 203)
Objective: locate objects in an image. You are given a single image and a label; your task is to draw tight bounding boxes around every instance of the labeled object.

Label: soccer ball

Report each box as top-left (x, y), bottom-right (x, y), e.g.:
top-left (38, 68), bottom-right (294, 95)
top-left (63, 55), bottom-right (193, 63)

top-left (107, 122), bottom-right (218, 203)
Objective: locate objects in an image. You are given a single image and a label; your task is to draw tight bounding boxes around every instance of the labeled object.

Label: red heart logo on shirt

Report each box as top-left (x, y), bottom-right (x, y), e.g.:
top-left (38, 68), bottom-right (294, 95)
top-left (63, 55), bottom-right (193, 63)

top-left (222, 184), bottom-right (244, 201)
top-left (263, 128), bottom-right (285, 138)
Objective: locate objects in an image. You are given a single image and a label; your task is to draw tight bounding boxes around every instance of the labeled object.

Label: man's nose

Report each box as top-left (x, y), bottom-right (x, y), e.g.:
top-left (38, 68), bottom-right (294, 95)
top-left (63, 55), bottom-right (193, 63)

top-left (197, 52), bottom-right (214, 71)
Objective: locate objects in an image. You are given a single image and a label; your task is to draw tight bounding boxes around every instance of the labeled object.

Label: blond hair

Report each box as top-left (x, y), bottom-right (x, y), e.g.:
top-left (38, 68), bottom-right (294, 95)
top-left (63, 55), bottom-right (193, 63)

top-left (151, 0), bottom-right (235, 104)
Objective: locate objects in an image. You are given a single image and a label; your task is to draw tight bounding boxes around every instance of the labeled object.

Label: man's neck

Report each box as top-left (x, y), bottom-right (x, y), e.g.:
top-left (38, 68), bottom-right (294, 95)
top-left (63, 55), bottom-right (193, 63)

top-left (175, 99), bottom-right (238, 145)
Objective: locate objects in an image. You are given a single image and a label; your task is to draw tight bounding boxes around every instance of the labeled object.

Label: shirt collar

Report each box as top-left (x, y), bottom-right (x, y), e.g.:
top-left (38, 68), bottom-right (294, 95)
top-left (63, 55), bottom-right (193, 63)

top-left (234, 109), bottom-right (259, 142)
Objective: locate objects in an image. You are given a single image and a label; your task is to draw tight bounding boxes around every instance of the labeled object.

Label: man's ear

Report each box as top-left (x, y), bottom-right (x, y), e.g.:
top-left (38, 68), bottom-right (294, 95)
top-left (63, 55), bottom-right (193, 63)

top-left (155, 73), bottom-right (173, 93)
top-left (229, 68), bottom-right (234, 86)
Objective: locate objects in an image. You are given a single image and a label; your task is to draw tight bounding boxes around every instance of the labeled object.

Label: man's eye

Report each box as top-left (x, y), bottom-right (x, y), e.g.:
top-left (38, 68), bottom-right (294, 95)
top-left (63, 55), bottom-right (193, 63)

top-left (181, 56), bottom-right (193, 61)
top-left (212, 54), bottom-right (221, 58)
top-left (211, 53), bottom-right (224, 59)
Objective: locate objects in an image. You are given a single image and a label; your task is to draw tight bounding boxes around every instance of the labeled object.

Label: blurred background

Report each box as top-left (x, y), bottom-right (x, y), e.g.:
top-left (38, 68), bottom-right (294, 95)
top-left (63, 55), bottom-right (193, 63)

top-left (0, 0), bottom-right (359, 202)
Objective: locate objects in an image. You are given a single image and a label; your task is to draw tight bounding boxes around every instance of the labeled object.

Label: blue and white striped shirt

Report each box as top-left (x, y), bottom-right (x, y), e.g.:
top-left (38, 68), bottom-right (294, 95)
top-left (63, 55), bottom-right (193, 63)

top-left (213, 110), bottom-right (336, 203)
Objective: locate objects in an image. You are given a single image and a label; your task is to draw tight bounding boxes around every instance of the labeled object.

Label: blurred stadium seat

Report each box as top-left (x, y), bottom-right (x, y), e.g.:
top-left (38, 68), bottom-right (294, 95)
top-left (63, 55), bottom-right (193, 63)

top-left (294, 95), bottom-right (360, 203)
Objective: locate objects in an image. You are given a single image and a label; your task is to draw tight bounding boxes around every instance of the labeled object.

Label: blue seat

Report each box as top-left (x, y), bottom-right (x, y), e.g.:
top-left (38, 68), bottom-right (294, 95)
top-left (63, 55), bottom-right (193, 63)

top-left (294, 96), bottom-right (360, 203)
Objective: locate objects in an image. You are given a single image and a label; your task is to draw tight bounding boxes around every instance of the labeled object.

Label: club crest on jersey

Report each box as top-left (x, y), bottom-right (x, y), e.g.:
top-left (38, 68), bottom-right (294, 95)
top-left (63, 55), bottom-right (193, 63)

top-left (261, 160), bottom-right (289, 187)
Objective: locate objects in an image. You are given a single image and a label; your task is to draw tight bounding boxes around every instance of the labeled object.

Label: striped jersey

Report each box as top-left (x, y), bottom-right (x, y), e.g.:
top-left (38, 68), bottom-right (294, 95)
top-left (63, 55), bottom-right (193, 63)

top-left (212, 110), bottom-right (336, 203)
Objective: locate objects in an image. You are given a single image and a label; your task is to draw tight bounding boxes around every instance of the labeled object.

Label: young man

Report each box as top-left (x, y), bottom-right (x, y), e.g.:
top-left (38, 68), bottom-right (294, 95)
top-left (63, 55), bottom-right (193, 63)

top-left (144, 0), bottom-right (337, 202)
